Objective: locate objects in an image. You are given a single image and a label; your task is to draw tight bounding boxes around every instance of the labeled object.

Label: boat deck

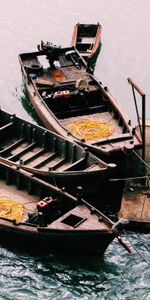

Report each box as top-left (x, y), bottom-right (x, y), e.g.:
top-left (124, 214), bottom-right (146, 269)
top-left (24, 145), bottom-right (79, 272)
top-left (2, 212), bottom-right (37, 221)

top-left (49, 204), bottom-right (110, 230)
top-left (119, 184), bottom-right (150, 229)
top-left (0, 178), bottom-right (111, 231)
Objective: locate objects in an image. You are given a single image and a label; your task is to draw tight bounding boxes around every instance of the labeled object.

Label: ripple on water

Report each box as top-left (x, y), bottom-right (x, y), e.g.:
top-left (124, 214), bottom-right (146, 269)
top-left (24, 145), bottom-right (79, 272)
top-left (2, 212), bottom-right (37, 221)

top-left (0, 233), bottom-right (149, 300)
top-left (0, 1), bottom-right (150, 299)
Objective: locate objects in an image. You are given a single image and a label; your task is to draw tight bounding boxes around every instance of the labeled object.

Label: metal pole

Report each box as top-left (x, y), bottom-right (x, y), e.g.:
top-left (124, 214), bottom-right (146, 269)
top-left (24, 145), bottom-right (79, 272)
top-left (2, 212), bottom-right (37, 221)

top-left (128, 78), bottom-right (146, 161)
top-left (131, 85), bottom-right (142, 137)
top-left (142, 94), bottom-right (146, 161)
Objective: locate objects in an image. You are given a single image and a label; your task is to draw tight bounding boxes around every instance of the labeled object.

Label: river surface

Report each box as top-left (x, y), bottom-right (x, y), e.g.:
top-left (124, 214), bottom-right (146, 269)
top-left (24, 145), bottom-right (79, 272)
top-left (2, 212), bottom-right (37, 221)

top-left (0, 1), bottom-right (150, 299)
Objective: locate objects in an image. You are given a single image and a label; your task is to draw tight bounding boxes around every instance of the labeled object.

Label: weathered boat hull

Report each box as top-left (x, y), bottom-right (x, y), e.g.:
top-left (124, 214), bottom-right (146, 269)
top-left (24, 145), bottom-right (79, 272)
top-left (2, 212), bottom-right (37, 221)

top-left (0, 221), bottom-right (115, 255)
top-left (0, 160), bottom-right (117, 256)
top-left (18, 46), bottom-right (142, 177)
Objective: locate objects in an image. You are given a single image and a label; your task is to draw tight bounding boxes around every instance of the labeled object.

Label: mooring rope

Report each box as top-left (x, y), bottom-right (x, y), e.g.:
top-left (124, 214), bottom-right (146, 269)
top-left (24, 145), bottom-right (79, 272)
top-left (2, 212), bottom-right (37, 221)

top-left (125, 233), bottom-right (150, 266)
top-left (116, 233), bottom-right (150, 289)
top-left (133, 150), bottom-right (150, 169)
top-left (109, 175), bottom-right (149, 182)
top-left (109, 150), bottom-right (150, 182)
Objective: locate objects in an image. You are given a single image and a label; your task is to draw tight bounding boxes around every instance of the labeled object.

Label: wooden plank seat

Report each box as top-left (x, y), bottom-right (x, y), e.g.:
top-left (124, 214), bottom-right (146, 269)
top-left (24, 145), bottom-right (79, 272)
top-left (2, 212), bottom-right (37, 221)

top-left (48, 157), bottom-right (67, 171)
top-left (0, 122), bottom-right (14, 137)
top-left (33, 152), bottom-right (57, 169)
top-left (90, 133), bottom-right (133, 146)
top-left (18, 148), bottom-right (48, 165)
top-left (7, 142), bottom-right (38, 161)
top-left (36, 78), bottom-right (54, 86)
top-left (57, 105), bottom-right (106, 119)
top-left (62, 157), bottom-right (85, 172)
top-left (0, 138), bottom-right (26, 155)
top-left (84, 164), bottom-right (99, 171)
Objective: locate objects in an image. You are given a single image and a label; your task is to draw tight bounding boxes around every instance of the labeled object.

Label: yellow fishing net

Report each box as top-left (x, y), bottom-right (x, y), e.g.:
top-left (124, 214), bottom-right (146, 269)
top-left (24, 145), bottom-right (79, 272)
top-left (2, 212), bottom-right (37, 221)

top-left (0, 199), bottom-right (25, 222)
top-left (67, 119), bottom-right (112, 141)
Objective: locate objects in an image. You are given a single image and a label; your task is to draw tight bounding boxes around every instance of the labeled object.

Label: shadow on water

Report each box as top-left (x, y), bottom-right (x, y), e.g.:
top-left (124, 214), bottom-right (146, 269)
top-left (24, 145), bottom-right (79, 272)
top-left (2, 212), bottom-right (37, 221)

top-left (20, 86), bottom-right (42, 126)
top-left (0, 236), bottom-right (107, 264)
top-left (0, 228), bottom-right (124, 268)
top-left (0, 247), bottom-right (120, 300)
top-left (87, 42), bottom-right (102, 73)
top-left (0, 240), bottom-right (121, 295)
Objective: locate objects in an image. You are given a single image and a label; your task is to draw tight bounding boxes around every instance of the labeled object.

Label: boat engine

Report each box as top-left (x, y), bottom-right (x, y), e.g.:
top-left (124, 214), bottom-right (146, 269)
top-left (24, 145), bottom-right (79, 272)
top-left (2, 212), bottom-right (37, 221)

top-left (37, 197), bottom-right (61, 226)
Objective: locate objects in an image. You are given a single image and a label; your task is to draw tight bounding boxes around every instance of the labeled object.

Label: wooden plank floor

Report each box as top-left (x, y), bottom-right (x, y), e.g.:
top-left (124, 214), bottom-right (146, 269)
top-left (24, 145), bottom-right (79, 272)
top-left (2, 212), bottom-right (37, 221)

top-left (119, 184), bottom-right (150, 225)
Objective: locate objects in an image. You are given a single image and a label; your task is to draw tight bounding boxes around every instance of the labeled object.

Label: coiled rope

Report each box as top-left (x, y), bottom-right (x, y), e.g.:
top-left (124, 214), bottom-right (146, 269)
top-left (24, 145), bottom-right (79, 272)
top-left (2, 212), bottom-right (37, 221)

top-left (0, 198), bottom-right (25, 222)
top-left (67, 119), bottom-right (113, 141)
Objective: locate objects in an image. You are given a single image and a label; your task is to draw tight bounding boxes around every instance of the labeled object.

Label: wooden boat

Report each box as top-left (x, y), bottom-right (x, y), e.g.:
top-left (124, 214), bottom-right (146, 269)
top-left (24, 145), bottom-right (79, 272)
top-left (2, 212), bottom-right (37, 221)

top-left (18, 44), bottom-right (142, 175)
top-left (71, 23), bottom-right (102, 70)
top-left (0, 158), bottom-right (119, 256)
top-left (0, 109), bottom-right (115, 198)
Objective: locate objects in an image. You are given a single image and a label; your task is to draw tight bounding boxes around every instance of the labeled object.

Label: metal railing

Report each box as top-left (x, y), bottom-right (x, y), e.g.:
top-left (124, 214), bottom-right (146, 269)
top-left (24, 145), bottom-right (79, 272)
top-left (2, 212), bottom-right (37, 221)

top-left (128, 78), bottom-right (146, 161)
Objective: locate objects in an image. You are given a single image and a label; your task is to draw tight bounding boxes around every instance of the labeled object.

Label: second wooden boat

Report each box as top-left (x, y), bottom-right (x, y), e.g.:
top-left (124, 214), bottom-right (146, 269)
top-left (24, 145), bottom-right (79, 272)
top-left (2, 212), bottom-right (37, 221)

top-left (71, 23), bottom-right (102, 71)
top-left (0, 109), bottom-right (115, 197)
top-left (0, 158), bottom-right (119, 256)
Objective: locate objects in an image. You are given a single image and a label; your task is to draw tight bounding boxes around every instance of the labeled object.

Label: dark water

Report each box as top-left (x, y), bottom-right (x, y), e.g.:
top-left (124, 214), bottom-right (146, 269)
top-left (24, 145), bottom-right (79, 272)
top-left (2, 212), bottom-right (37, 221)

top-left (0, 1), bottom-right (150, 299)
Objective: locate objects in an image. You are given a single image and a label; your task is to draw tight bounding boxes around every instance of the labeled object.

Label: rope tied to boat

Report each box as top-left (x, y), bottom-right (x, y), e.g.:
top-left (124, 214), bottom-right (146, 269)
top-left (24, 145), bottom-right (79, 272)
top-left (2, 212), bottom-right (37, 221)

top-left (133, 150), bottom-right (150, 169)
top-left (67, 119), bottom-right (113, 141)
top-left (124, 233), bottom-right (150, 266)
top-left (109, 175), bottom-right (150, 182)
top-left (110, 150), bottom-right (150, 183)
top-left (0, 198), bottom-right (25, 222)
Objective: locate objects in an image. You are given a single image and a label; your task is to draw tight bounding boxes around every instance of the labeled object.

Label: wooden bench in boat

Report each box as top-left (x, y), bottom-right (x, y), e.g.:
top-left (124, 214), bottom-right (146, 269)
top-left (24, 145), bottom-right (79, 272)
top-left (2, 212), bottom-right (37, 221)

top-left (0, 122), bottom-right (14, 136)
top-left (90, 133), bottom-right (133, 146)
top-left (36, 78), bottom-right (54, 86)
top-left (57, 105), bottom-right (107, 119)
